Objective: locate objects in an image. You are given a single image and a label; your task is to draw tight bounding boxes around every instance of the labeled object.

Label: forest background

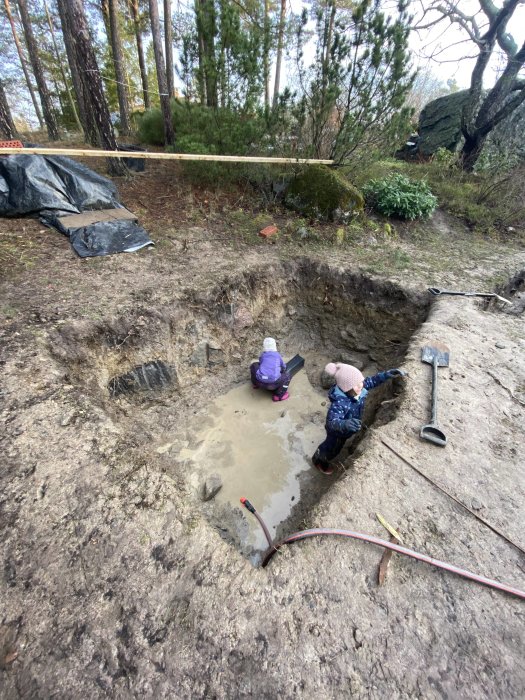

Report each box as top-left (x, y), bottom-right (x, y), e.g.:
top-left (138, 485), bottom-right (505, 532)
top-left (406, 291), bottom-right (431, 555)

top-left (1, 0), bottom-right (525, 233)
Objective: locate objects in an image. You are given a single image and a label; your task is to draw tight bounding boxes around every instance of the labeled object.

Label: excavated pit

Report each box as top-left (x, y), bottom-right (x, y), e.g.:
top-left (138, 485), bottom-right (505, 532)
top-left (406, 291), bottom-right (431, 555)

top-left (49, 259), bottom-right (430, 563)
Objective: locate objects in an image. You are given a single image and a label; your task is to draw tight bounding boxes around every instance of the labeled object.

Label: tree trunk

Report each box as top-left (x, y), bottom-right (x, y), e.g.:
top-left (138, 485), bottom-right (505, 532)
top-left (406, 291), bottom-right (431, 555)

top-left (17, 0), bottom-right (60, 140)
top-left (321, 0), bottom-right (336, 105)
top-left (108, 0), bottom-right (131, 135)
top-left (455, 0), bottom-right (525, 171)
top-left (272, 0), bottom-right (286, 108)
top-left (460, 134), bottom-right (488, 172)
top-left (197, 0), bottom-right (217, 108)
top-left (128, 0), bottom-right (150, 109)
top-left (56, 0), bottom-right (94, 142)
top-left (263, 0), bottom-right (270, 110)
top-left (100, 0), bottom-right (111, 43)
top-left (164, 0), bottom-right (175, 97)
top-left (149, 0), bottom-right (175, 144)
top-left (66, 0), bottom-right (127, 174)
top-left (3, 0), bottom-right (44, 129)
top-left (44, 0), bottom-right (83, 133)
top-left (195, 0), bottom-right (207, 105)
top-left (0, 79), bottom-right (18, 139)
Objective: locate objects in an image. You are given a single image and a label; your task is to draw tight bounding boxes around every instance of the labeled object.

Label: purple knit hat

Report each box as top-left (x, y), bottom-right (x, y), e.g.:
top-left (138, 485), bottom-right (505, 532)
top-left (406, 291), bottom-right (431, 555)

top-left (324, 362), bottom-right (364, 393)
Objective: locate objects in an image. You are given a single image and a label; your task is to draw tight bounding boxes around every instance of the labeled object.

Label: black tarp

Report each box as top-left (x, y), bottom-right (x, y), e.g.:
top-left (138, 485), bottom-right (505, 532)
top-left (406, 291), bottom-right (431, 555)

top-left (0, 153), bottom-right (153, 257)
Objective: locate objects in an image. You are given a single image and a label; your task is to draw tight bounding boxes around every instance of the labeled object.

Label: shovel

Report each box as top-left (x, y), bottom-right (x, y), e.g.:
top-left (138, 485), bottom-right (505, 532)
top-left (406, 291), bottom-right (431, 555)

top-left (428, 287), bottom-right (511, 305)
top-left (286, 354), bottom-right (305, 378)
top-left (420, 343), bottom-right (449, 447)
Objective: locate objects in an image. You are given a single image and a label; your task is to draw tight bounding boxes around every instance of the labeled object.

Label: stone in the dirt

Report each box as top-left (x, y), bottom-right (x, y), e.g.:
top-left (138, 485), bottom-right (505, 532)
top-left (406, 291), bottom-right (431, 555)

top-left (471, 498), bottom-right (484, 511)
top-left (156, 443), bottom-right (173, 455)
top-left (191, 341), bottom-right (209, 367)
top-left (495, 342), bottom-right (506, 349)
top-left (207, 341), bottom-right (225, 366)
top-left (321, 370), bottom-right (336, 389)
top-left (60, 412), bottom-right (76, 426)
top-left (201, 474), bottom-right (223, 501)
top-left (233, 306), bottom-right (254, 331)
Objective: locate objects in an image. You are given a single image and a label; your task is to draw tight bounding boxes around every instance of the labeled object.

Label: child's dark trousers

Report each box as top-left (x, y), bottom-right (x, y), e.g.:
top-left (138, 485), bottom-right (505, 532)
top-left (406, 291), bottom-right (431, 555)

top-left (250, 362), bottom-right (291, 398)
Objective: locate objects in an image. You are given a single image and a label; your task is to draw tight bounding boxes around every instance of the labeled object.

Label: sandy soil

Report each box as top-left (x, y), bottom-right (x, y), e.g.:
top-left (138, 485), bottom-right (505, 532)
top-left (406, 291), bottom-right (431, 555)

top-left (1, 159), bottom-right (525, 698)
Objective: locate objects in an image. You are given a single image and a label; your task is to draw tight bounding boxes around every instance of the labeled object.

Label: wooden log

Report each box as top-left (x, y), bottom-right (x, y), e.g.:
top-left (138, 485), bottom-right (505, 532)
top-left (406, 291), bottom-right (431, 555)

top-left (0, 146), bottom-right (334, 165)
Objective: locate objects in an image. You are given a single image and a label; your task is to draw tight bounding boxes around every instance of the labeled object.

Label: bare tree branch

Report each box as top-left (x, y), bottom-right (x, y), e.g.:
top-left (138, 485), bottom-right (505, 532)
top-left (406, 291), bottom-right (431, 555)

top-left (478, 0), bottom-right (519, 55)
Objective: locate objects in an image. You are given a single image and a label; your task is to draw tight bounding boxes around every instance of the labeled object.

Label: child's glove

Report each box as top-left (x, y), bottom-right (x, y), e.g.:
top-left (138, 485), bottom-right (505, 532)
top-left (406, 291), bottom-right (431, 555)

top-left (387, 369), bottom-right (406, 377)
top-left (343, 418), bottom-right (362, 433)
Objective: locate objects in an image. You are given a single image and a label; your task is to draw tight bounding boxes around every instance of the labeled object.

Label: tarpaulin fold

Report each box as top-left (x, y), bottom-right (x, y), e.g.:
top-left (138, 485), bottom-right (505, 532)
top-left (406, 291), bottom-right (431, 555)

top-left (0, 153), bottom-right (153, 257)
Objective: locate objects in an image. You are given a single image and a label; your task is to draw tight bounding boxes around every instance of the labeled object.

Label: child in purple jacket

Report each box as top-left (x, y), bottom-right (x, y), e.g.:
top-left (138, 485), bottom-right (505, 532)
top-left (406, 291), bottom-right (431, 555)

top-left (250, 337), bottom-right (291, 402)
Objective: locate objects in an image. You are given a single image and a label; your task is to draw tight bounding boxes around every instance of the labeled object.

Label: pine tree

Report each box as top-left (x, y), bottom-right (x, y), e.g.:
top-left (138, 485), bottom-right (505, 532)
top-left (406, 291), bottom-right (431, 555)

top-left (128, 0), bottom-right (151, 108)
top-left (108, 0), bottom-right (131, 134)
top-left (3, 0), bottom-right (44, 129)
top-left (17, 0), bottom-right (60, 140)
top-left (0, 78), bottom-right (18, 139)
top-left (149, 0), bottom-right (175, 143)
top-left (66, 0), bottom-right (127, 173)
top-left (294, 0), bottom-right (414, 162)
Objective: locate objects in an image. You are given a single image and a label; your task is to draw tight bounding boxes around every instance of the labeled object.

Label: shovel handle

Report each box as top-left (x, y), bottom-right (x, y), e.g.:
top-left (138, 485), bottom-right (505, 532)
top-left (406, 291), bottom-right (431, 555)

top-left (428, 288), bottom-right (511, 305)
top-left (429, 288), bottom-right (475, 297)
top-left (430, 356), bottom-right (439, 424)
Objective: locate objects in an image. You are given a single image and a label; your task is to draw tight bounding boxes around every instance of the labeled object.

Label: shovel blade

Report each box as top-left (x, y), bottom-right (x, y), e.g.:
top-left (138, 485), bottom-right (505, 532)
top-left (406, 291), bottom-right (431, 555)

top-left (421, 343), bottom-right (449, 367)
top-left (286, 354), bottom-right (305, 378)
top-left (420, 424), bottom-right (447, 447)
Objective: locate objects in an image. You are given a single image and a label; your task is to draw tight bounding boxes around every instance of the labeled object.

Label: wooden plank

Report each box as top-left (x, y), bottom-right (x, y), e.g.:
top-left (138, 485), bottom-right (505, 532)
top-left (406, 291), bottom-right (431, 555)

top-left (58, 208), bottom-right (137, 228)
top-left (0, 147), bottom-right (334, 165)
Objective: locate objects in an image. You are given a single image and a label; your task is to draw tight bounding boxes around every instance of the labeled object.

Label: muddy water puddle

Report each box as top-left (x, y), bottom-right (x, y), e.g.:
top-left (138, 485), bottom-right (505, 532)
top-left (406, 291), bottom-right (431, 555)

top-left (182, 368), bottom-right (328, 557)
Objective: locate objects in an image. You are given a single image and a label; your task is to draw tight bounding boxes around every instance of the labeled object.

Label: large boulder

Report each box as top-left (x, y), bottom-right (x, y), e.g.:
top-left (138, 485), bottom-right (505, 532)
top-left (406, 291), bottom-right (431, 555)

top-left (396, 89), bottom-right (525, 166)
top-left (486, 99), bottom-right (525, 163)
top-left (418, 90), bottom-right (470, 156)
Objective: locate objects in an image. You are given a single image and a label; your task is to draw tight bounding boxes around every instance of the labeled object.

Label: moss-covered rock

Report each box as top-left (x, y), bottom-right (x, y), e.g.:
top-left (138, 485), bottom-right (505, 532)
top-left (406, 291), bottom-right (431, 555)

top-left (418, 90), bottom-right (470, 156)
top-left (285, 165), bottom-right (364, 220)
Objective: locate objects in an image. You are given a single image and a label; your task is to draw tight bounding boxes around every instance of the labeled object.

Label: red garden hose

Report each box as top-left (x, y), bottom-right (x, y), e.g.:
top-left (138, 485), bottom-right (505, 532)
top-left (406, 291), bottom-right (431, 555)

top-left (240, 497), bottom-right (275, 550)
top-left (240, 499), bottom-right (525, 600)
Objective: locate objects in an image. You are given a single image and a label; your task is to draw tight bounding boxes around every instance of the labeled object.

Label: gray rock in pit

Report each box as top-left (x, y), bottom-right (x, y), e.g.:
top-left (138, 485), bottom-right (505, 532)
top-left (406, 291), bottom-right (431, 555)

top-left (201, 474), bottom-right (223, 501)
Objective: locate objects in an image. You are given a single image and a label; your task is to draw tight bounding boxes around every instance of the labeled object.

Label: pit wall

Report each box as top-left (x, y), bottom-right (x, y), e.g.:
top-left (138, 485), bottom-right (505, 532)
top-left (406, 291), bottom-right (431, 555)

top-left (47, 258), bottom-right (430, 434)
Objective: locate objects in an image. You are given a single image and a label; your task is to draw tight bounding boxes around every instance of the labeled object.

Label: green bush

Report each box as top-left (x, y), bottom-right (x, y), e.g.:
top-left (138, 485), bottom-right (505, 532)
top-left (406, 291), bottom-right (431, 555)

top-left (137, 99), bottom-right (269, 156)
top-left (168, 138), bottom-right (228, 185)
top-left (136, 108), bottom-right (165, 145)
top-left (285, 165), bottom-right (364, 220)
top-left (363, 173), bottom-right (437, 220)
top-left (432, 147), bottom-right (458, 166)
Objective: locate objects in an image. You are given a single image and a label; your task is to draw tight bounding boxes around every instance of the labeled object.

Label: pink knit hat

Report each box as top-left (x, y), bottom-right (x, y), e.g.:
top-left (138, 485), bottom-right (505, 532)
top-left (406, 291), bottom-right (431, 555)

top-left (324, 362), bottom-right (364, 393)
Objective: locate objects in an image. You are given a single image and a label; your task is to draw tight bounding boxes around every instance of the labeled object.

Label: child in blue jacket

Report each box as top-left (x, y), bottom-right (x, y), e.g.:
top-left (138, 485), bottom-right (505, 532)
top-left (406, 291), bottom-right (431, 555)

top-left (313, 362), bottom-right (405, 474)
top-left (250, 337), bottom-right (291, 401)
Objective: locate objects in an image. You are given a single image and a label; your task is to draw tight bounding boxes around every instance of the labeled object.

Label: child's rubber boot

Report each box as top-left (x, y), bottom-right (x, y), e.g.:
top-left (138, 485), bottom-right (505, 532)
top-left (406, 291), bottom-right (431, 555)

top-left (272, 391), bottom-right (289, 402)
top-left (312, 450), bottom-right (333, 475)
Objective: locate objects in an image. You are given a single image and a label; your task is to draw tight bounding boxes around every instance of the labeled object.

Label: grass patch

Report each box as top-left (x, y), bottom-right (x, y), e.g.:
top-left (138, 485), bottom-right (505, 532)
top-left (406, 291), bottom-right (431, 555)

top-left (344, 158), bottom-right (525, 236)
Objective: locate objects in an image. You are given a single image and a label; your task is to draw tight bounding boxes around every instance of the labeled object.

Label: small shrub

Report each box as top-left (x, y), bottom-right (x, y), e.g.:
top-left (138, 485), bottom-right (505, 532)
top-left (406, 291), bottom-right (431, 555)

top-left (344, 158), bottom-right (408, 188)
top-left (136, 108), bottom-right (165, 145)
top-left (363, 173), bottom-right (437, 220)
top-left (168, 138), bottom-right (228, 185)
top-left (285, 165), bottom-right (364, 220)
top-left (432, 147), bottom-right (458, 167)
